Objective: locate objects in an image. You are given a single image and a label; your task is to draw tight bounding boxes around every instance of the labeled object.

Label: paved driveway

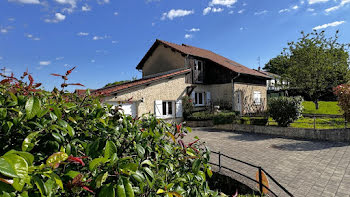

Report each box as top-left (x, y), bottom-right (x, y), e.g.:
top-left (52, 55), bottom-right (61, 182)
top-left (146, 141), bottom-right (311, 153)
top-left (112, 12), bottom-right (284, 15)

top-left (186, 128), bottom-right (350, 197)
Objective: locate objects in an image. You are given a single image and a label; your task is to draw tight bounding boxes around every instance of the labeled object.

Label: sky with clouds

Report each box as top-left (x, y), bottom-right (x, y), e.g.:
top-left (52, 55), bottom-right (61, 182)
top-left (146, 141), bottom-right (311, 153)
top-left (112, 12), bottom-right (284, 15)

top-left (0, 0), bottom-right (350, 91)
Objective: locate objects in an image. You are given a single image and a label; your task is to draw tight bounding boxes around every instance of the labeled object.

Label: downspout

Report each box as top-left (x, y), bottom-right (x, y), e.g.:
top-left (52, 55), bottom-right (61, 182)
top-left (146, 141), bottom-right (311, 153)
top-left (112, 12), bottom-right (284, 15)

top-left (231, 73), bottom-right (241, 112)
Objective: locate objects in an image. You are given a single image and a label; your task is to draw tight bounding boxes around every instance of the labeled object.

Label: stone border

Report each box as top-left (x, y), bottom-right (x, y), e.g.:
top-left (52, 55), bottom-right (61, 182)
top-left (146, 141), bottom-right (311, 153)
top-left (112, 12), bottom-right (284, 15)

top-left (230, 124), bottom-right (350, 142)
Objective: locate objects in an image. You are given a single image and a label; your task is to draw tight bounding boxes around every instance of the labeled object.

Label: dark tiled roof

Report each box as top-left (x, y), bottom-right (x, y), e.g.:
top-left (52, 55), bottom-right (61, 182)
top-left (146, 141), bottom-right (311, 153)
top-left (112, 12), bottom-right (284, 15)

top-left (136, 39), bottom-right (269, 78)
top-left (93, 68), bottom-right (190, 96)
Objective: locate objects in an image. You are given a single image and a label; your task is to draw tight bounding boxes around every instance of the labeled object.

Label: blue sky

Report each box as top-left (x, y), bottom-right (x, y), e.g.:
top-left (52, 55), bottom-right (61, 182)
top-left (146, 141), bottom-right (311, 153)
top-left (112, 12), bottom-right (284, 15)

top-left (0, 0), bottom-right (350, 91)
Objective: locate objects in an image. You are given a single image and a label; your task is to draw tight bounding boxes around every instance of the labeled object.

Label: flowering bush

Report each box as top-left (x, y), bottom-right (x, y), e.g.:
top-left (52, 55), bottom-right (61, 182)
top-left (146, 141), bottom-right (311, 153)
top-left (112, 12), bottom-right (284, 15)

top-left (0, 68), bottom-right (218, 196)
top-left (182, 95), bottom-right (194, 119)
top-left (334, 84), bottom-right (350, 121)
top-left (268, 96), bottom-right (304, 127)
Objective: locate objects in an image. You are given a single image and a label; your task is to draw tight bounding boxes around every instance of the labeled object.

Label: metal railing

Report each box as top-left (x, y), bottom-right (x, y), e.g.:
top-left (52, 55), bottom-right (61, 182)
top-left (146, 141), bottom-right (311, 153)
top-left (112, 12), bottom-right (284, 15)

top-left (209, 150), bottom-right (293, 197)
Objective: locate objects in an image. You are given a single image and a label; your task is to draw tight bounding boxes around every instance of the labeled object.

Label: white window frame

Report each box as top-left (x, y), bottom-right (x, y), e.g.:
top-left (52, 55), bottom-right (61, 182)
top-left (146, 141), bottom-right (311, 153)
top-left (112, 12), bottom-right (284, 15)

top-left (253, 91), bottom-right (261, 105)
top-left (161, 101), bottom-right (175, 118)
top-left (194, 92), bottom-right (205, 107)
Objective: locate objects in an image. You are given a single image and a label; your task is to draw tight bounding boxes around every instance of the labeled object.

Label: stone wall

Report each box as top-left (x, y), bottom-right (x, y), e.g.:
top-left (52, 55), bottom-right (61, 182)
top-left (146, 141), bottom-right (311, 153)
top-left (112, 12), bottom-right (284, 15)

top-left (232, 124), bottom-right (350, 142)
top-left (103, 74), bottom-right (188, 118)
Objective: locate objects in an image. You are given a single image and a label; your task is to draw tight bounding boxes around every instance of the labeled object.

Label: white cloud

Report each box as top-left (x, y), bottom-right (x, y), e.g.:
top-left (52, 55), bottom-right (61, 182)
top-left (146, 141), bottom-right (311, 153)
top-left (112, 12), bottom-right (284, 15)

top-left (279, 8), bottom-right (290, 13)
top-left (184, 34), bottom-right (193, 39)
top-left (325, 0), bottom-right (350, 13)
top-left (0, 28), bottom-right (8, 34)
top-left (45, 13), bottom-right (66, 23)
top-left (56, 57), bottom-right (64, 60)
top-left (91, 60), bottom-right (95, 63)
top-left (292, 5), bottom-right (299, 10)
top-left (55, 0), bottom-right (77, 8)
top-left (209, 0), bottom-right (237, 7)
top-left (189, 28), bottom-right (200, 32)
top-left (307, 8), bottom-right (315, 12)
top-left (92, 35), bottom-right (109, 40)
top-left (8, 0), bottom-right (40, 4)
top-left (212, 7), bottom-right (224, 12)
top-left (238, 9), bottom-right (245, 14)
top-left (77, 32), bottom-right (89, 36)
top-left (203, 7), bottom-right (212, 15)
top-left (239, 27), bottom-right (244, 31)
top-left (82, 4), bottom-right (91, 11)
top-left (313, 20), bottom-right (345, 30)
top-left (0, 57), bottom-right (3, 60)
top-left (56, 13), bottom-right (66, 21)
top-left (229, 10), bottom-right (234, 14)
top-left (39, 61), bottom-right (51, 66)
top-left (300, 0), bottom-right (305, 4)
top-left (161, 9), bottom-right (194, 20)
top-left (26, 33), bottom-right (40, 40)
top-left (254, 10), bottom-right (268, 15)
top-left (111, 40), bottom-right (118, 44)
top-left (97, 0), bottom-right (109, 4)
top-left (114, 12), bottom-right (119, 16)
top-left (308, 0), bottom-right (329, 4)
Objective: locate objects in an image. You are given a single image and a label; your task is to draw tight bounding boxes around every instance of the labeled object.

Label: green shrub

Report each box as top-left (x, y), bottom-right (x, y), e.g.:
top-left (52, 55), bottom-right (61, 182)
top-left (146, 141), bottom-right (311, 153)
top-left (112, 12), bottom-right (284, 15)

top-left (249, 117), bottom-right (268, 126)
top-left (0, 69), bottom-right (220, 196)
top-left (212, 112), bottom-right (238, 125)
top-left (187, 111), bottom-right (214, 121)
top-left (268, 96), bottom-right (304, 127)
top-left (182, 95), bottom-right (194, 119)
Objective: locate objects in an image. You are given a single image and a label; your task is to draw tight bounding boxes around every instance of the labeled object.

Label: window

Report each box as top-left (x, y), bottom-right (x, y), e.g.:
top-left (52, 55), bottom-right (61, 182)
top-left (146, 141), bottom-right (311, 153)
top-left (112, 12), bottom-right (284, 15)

top-left (194, 60), bottom-right (204, 82)
top-left (195, 60), bottom-right (203, 71)
top-left (194, 92), bottom-right (205, 106)
top-left (162, 101), bottom-right (174, 116)
top-left (253, 91), bottom-right (261, 105)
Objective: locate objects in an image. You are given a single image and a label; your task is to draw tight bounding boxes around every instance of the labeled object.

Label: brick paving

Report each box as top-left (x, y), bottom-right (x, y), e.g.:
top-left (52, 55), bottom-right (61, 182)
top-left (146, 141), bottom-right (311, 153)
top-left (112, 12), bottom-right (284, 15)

top-left (186, 128), bottom-right (350, 197)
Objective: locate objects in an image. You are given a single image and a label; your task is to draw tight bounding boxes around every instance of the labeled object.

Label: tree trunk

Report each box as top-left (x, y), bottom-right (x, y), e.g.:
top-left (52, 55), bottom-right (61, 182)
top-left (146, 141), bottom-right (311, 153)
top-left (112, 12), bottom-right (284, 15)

top-left (314, 100), bottom-right (319, 110)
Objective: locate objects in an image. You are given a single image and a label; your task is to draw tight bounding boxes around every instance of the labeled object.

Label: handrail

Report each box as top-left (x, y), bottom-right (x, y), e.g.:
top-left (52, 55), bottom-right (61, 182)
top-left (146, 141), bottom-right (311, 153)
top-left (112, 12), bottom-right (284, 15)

top-left (210, 151), bottom-right (293, 197)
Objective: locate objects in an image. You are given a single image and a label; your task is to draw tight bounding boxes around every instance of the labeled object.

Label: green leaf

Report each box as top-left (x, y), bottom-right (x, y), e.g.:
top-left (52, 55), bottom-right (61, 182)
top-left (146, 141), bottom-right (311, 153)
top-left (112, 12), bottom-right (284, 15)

top-left (52, 106), bottom-right (62, 120)
top-left (99, 184), bottom-right (115, 197)
top-left (46, 152), bottom-right (68, 169)
top-left (116, 179), bottom-right (126, 197)
top-left (135, 144), bottom-right (145, 158)
top-left (104, 141), bottom-right (117, 159)
top-left (37, 108), bottom-right (50, 118)
top-left (131, 171), bottom-right (145, 183)
top-left (65, 171), bottom-right (80, 179)
top-left (89, 157), bottom-right (108, 171)
top-left (2, 154), bottom-right (28, 178)
top-left (156, 189), bottom-right (165, 194)
top-left (66, 124), bottom-right (75, 137)
top-left (143, 167), bottom-right (154, 180)
top-left (50, 173), bottom-right (64, 190)
top-left (0, 158), bottom-right (18, 178)
top-left (123, 177), bottom-right (135, 197)
top-left (22, 131), bottom-right (40, 152)
top-left (0, 108), bottom-right (7, 120)
top-left (140, 160), bottom-right (154, 167)
top-left (192, 159), bottom-right (201, 174)
top-left (33, 176), bottom-right (47, 196)
top-left (25, 96), bottom-right (41, 120)
top-left (51, 132), bottom-right (63, 143)
top-left (163, 144), bottom-right (173, 155)
top-left (95, 172), bottom-right (109, 188)
top-left (4, 150), bottom-right (34, 166)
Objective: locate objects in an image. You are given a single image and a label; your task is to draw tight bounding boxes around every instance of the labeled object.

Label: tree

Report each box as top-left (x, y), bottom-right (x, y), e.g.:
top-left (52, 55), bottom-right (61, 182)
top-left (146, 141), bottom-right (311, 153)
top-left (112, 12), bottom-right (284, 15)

top-left (264, 55), bottom-right (291, 76)
top-left (267, 30), bottom-right (350, 109)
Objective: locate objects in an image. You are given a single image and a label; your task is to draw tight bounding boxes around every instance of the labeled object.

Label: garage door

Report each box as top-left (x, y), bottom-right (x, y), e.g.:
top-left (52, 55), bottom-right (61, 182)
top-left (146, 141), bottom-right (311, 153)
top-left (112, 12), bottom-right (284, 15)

top-left (105, 102), bottom-right (136, 118)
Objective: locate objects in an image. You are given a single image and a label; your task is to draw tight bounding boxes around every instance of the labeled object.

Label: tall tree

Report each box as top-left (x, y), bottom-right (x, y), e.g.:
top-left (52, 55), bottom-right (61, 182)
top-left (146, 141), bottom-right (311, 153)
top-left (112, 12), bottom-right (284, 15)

top-left (264, 54), bottom-right (291, 76)
top-left (267, 30), bottom-right (350, 109)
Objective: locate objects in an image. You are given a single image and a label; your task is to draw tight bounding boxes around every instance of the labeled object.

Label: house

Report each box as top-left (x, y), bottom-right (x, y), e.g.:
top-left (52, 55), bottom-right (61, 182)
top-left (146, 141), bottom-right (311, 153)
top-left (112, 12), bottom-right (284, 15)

top-left (255, 68), bottom-right (288, 98)
top-left (93, 39), bottom-right (271, 120)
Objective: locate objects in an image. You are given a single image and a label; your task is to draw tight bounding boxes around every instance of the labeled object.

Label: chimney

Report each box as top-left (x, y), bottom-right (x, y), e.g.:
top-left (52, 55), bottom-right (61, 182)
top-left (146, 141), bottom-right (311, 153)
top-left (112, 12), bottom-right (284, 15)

top-left (258, 66), bottom-right (261, 71)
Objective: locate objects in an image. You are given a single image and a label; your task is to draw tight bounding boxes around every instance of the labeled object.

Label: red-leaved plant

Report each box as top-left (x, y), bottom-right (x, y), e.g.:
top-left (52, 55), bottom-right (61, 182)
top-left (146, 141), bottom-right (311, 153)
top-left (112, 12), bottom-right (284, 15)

top-left (334, 84), bottom-right (350, 121)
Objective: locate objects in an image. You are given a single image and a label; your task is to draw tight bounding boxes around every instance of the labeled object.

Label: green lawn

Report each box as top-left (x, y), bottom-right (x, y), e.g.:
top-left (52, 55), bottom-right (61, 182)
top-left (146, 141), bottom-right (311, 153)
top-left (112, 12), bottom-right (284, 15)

top-left (268, 117), bottom-right (347, 129)
top-left (302, 101), bottom-right (342, 115)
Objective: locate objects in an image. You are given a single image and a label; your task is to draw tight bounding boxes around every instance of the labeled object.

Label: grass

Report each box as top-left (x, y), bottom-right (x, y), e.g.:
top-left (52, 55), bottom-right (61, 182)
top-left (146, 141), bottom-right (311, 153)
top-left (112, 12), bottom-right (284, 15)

top-left (268, 117), bottom-right (347, 129)
top-left (302, 101), bottom-right (342, 115)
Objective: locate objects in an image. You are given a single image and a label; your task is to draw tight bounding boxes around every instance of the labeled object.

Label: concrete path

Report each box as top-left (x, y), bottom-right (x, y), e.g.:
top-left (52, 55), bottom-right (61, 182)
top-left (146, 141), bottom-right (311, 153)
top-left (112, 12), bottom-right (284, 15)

top-left (186, 128), bottom-right (350, 197)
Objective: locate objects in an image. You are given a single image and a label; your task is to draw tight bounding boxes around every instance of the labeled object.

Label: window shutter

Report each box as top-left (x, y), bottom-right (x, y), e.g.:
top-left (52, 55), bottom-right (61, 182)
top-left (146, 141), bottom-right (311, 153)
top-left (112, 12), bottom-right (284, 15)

top-left (176, 100), bottom-right (183, 118)
top-left (206, 92), bottom-right (211, 106)
top-left (191, 92), bottom-right (195, 104)
top-left (154, 100), bottom-right (163, 118)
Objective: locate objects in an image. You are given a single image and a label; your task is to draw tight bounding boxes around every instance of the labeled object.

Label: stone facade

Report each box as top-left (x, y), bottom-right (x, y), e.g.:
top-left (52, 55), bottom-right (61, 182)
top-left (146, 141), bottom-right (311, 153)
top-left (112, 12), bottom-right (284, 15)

top-left (142, 44), bottom-right (186, 77)
top-left (103, 74), bottom-right (188, 121)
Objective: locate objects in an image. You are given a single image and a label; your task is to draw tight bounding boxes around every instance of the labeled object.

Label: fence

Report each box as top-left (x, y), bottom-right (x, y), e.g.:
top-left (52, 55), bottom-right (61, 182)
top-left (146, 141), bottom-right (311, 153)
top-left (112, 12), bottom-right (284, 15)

top-left (209, 150), bottom-right (293, 197)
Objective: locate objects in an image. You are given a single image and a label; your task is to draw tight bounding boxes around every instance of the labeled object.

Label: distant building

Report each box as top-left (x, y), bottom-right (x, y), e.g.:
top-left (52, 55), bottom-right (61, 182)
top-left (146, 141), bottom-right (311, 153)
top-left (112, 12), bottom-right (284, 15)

top-left (255, 68), bottom-right (288, 98)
